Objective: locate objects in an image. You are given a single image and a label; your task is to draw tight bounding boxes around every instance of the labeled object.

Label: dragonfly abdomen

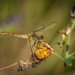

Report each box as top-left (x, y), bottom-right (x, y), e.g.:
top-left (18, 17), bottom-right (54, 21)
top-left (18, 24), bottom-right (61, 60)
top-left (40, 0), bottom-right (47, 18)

top-left (0, 32), bottom-right (30, 39)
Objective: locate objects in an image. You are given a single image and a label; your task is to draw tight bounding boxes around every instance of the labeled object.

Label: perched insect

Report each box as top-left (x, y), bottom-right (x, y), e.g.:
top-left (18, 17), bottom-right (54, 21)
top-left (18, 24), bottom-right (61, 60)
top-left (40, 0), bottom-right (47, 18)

top-left (0, 22), bottom-right (56, 61)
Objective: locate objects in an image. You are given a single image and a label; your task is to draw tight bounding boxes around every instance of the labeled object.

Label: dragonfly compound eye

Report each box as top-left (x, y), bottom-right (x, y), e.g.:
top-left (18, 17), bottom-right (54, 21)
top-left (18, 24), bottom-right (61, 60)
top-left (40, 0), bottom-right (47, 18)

top-left (34, 43), bottom-right (53, 60)
top-left (40, 35), bottom-right (44, 40)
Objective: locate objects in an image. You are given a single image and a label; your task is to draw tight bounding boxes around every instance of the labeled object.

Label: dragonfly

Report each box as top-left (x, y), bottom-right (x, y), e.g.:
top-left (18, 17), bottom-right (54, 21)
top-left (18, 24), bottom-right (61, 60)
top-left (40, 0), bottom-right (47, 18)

top-left (0, 22), bottom-right (56, 61)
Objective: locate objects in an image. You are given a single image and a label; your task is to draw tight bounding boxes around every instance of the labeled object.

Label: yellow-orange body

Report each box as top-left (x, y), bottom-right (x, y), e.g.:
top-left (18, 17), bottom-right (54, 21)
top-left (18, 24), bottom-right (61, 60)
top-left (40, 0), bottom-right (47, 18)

top-left (34, 43), bottom-right (53, 60)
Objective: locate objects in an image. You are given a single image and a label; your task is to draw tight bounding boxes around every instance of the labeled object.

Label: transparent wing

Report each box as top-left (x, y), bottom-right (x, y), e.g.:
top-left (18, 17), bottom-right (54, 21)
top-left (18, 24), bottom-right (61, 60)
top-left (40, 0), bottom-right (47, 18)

top-left (33, 22), bottom-right (56, 37)
top-left (28, 38), bottom-right (38, 62)
top-left (34, 22), bottom-right (56, 33)
top-left (27, 38), bottom-right (38, 53)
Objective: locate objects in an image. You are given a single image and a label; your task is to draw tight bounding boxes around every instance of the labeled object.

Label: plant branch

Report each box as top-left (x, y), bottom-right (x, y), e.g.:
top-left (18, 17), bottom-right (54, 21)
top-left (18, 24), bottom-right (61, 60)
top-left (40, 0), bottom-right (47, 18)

top-left (0, 62), bottom-right (18, 71)
top-left (0, 54), bottom-right (44, 71)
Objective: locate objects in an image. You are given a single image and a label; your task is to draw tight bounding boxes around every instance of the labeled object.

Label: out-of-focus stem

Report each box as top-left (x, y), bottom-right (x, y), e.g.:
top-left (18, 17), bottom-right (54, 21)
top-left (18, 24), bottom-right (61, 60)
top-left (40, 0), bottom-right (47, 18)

top-left (0, 62), bottom-right (18, 71)
top-left (68, 23), bottom-right (75, 44)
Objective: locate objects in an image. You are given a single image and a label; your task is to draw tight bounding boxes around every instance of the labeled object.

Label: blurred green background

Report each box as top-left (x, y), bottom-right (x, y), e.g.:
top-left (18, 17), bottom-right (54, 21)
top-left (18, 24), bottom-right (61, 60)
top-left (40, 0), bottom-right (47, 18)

top-left (0, 0), bottom-right (75, 75)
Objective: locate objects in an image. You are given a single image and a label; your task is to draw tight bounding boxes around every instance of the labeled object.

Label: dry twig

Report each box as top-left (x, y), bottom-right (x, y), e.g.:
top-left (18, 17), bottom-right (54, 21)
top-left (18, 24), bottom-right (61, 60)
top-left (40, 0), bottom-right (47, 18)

top-left (0, 54), bottom-right (44, 71)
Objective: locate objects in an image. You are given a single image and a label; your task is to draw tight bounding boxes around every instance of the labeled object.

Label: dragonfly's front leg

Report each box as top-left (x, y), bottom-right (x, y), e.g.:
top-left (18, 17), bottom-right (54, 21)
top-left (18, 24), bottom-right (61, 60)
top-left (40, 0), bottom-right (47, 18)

top-left (28, 39), bottom-right (36, 61)
top-left (31, 42), bottom-right (38, 61)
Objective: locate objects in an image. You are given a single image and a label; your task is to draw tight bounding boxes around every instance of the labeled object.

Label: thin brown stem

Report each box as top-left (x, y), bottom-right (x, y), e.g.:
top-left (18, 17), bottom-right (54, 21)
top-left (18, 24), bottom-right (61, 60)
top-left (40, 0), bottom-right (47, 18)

top-left (0, 62), bottom-right (18, 71)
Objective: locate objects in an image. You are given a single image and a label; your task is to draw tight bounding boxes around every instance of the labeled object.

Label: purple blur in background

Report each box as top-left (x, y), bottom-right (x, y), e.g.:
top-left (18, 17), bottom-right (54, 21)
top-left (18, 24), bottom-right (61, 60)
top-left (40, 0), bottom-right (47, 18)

top-left (71, 6), bottom-right (75, 14)
top-left (71, 6), bottom-right (75, 19)
top-left (0, 14), bottom-right (22, 26)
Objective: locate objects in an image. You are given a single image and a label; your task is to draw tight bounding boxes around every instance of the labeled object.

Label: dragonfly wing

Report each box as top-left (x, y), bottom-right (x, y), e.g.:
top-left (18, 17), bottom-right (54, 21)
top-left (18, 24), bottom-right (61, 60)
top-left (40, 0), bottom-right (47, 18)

top-left (33, 22), bottom-right (56, 36)
top-left (34, 22), bottom-right (56, 33)
top-left (0, 32), bottom-right (29, 39)
top-left (44, 22), bottom-right (56, 31)
top-left (27, 38), bottom-right (36, 53)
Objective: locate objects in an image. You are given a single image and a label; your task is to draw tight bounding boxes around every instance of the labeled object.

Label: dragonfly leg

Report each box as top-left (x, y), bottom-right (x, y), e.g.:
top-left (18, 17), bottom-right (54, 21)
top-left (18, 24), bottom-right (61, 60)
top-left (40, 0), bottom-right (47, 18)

top-left (29, 39), bottom-right (37, 63)
top-left (31, 42), bottom-right (37, 62)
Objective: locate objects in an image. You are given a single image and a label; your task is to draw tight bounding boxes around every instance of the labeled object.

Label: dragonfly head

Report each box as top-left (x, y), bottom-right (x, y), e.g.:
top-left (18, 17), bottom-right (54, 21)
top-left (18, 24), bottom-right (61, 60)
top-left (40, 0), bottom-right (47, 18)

top-left (39, 35), bottom-right (44, 43)
top-left (40, 35), bottom-right (44, 40)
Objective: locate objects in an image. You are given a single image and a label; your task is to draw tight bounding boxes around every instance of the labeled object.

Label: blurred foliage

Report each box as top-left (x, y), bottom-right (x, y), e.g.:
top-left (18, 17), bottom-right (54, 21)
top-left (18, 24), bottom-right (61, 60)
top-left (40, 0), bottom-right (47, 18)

top-left (0, 0), bottom-right (75, 75)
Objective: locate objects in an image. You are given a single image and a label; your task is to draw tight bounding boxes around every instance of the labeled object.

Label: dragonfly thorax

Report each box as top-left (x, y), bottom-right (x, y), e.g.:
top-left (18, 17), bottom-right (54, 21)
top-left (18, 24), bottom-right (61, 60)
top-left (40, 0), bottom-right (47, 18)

top-left (30, 32), bottom-right (41, 41)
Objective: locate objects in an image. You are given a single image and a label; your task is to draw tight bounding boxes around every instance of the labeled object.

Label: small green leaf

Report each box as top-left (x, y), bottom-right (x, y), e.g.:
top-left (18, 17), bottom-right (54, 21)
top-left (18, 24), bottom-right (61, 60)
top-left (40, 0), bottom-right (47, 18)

top-left (66, 45), bottom-right (69, 52)
top-left (64, 59), bottom-right (72, 66)
top-left (68, 55), bottom-right (75, 60)
top-left (66, 52), bottom-right (75, 60)
top-left (53, 52), bottom-right (64, 61)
